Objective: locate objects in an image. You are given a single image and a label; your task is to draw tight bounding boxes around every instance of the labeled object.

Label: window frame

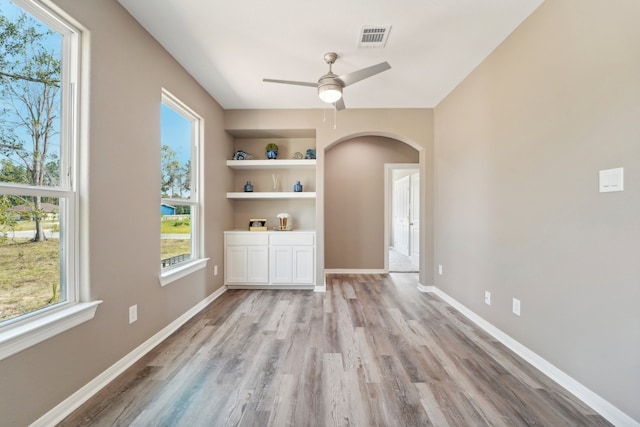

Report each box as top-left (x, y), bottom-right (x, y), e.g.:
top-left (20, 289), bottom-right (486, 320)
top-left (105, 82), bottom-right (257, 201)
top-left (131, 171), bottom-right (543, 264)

top-left (159, 89), bottom-right (207, 286)
top-left (0, 0), bottom-right (100, 361)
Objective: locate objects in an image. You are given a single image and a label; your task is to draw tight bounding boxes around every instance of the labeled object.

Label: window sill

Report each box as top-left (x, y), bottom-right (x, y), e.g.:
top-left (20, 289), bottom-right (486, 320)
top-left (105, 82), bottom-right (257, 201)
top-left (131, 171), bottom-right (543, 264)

top-left (159, 258), bottom-right (209, 287)
top-left (0, 300), bottom-right (102, 361)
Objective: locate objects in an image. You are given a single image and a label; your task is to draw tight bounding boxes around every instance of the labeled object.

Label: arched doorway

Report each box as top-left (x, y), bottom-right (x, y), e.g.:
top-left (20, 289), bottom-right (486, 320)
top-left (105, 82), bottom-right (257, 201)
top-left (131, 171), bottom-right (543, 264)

top-left (323, 135), bottom-right (419, 273)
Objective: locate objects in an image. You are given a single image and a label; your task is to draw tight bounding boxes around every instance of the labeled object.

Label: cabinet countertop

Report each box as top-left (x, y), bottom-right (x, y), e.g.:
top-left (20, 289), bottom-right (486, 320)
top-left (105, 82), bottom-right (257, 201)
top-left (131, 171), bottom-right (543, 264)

top-left (225, 229), bottom-right (315, 233)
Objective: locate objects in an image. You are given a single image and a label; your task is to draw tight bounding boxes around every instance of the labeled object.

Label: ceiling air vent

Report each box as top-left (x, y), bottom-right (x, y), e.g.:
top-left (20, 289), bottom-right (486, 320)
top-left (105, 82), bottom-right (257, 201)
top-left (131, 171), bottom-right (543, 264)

top-left (358, 25), bottom-right (391, 48)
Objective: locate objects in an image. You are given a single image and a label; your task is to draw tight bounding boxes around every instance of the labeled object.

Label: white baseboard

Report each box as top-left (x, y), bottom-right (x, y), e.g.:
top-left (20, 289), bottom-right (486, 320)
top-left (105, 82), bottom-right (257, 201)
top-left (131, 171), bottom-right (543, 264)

top-left (416, 283), bottom-right (434, 293)
top-left (31, 285), bottom-right (227, 427)
top-left (324, 269), bottom-right (386, 274)
top-left (430, 287), bottom-right (639, 427)
top-left (314, 274), bottom-right (327, 292)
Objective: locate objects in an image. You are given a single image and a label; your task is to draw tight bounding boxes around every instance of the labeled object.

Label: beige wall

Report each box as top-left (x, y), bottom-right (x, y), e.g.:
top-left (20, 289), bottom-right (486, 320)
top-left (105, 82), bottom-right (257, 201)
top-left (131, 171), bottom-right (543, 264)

top-left (0, 0), bottom-right (232, 425)
top-left (434, 0), bottom-right (640, 421)
top-left (325, 136), bottom-right (419, 269)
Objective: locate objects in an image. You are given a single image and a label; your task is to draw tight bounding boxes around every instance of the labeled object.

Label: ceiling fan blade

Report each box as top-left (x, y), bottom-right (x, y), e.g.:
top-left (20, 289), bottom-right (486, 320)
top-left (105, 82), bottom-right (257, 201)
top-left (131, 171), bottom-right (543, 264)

top-left (334, 98), bottom-right (346, 111)
top-left (263, 78), bottom-right (317, 88)
top-left (338, 61), bottom-right (391, 87)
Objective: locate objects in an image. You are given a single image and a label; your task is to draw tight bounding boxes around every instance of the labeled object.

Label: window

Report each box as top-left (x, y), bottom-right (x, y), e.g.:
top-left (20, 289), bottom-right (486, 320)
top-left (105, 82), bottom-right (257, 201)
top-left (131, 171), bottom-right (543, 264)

top-left (0, 0), bottom-right (98, 360)
top-left (160, 90), bottom-right (206, 285)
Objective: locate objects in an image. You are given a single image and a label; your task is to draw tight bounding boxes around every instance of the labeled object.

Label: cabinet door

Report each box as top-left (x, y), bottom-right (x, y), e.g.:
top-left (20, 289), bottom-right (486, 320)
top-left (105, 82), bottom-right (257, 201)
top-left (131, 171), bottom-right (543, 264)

top-left (247, 246), bottom-right (269, 283)
top-left (270, 246), bottom-right (293, 283)
top-left (225, 246), bottom-right (247, 283)
top-left (292, 246), bottom-right (314, 284)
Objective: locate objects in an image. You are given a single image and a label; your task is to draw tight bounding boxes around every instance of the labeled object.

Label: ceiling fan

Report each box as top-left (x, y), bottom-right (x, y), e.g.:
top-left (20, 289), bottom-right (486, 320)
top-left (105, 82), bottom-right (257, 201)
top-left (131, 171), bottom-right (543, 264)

top-left (263, 52), bottom-right (391, 111)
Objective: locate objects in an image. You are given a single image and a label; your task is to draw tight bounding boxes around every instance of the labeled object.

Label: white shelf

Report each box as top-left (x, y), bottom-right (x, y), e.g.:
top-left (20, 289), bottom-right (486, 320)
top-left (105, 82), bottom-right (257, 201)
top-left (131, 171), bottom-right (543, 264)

top-left (227, 192), bottom-right (316, 200)
top-left (227, 159), bottom-right (316, 169)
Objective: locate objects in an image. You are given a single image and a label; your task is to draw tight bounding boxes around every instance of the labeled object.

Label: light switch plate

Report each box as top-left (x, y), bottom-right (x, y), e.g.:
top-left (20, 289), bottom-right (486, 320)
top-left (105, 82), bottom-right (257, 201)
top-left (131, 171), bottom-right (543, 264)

top-left (512, 298), bottom-right (521, 316)
top-left (599, 167), bottom-right (624, 192)
top-left (129, 305), bottom-right (137, 324)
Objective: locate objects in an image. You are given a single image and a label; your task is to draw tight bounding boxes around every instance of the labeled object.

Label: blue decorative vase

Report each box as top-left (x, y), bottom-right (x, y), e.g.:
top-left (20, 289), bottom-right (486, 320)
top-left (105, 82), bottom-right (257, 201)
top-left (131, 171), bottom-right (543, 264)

top-left (244, 181), bottom-right (253, 192)
top-left (293, 181), bottom-right (303, 192)
top-left (266, 150), bottom-right (278, 159)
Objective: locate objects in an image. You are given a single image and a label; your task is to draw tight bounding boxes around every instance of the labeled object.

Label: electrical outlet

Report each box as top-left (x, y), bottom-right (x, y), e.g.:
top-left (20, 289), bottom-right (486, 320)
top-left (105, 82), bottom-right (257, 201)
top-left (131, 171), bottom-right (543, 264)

top-left (438, 264), bottom-right (443, 275)
top-left (129, 305), bottom-right (138, 324)
top-left (512, 298), bottom-right (521, 316)
top-left (484, 291), bottom-right (491, 305)
top-left (214, 265), bottom-right (218, 276)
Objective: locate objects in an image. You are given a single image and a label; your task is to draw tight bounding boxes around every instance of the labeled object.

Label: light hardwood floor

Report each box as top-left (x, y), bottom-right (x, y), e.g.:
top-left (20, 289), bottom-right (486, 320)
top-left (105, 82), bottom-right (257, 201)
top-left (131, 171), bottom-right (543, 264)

top-left (60, 274), bottom-right (612, 426)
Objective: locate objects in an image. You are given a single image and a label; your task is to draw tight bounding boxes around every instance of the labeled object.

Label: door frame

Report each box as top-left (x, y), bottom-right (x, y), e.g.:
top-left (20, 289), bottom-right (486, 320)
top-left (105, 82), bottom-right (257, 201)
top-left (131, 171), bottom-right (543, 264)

top-left (384, 163), bottom-right (420, 273)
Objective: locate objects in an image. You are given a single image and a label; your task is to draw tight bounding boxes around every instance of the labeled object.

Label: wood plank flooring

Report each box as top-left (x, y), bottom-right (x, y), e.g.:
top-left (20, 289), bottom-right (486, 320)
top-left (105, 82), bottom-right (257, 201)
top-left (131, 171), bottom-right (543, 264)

top-left (60, 274), bottom-right (612, 426)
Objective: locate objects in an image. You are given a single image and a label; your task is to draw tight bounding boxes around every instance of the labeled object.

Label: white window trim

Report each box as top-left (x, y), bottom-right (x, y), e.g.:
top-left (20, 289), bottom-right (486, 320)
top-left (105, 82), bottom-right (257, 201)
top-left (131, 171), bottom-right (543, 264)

top-left (0, 0), bottom-right (99, 360)
top-left (159, 258), bottom-right (209, 287)
top-left (159, 89), bottom-right (205, 284)
top-left (0, 301), bottom-right (101, 361)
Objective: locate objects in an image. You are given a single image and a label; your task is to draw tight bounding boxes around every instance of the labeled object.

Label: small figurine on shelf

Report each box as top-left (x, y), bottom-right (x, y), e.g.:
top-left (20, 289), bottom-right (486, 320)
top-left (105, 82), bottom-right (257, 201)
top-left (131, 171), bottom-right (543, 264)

top-left (265, 143), bottom-right (279, 159)
top-left (305, 149), bottom-right (316, 159)
top-left (232, 150), bottom-right (252, 160)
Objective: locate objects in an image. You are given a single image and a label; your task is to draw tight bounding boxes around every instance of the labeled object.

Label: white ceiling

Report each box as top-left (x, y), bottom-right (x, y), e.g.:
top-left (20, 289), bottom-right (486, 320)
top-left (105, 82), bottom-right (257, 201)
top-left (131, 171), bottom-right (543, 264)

top-left (117, 0), bottom-right (544, 110)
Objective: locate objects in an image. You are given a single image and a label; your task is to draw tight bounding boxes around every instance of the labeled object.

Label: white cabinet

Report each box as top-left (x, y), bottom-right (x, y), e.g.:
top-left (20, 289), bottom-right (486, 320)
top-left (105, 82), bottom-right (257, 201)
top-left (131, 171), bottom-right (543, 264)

top-left (269, 246), bottom-right (314, 284)
top-left (292, 246), bottom-right (314, 283)
top-left (270, 246), bottom-right (293, 283)
top-left (224, 232), bottom-right (268, 284)
top-left (225, 245), bottom-right (248, 283)
top-left (269, 232), bottom-right (314, 284)
top-left (224, 231), bottom-right (315, 289)
top-left (247, 246), bottom-right (269, 283)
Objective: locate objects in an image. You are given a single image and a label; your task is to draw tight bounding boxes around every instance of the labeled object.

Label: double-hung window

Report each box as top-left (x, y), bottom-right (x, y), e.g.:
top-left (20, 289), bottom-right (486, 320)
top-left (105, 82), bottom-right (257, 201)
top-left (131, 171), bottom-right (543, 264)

top-left (0, 0), bottom-right (98, 360)
top-left (159, 89), bottom-right (206, 285)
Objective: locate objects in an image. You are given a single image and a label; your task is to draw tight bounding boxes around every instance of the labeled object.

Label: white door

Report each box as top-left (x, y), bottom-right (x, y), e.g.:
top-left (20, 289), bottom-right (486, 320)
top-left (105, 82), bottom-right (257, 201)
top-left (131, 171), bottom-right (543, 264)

top-left (247, 246), bottom-right (269, 283)
top-left (393, 175), bottom-right (411, 256)
top-left (409, 172), bottom-right (420, 265)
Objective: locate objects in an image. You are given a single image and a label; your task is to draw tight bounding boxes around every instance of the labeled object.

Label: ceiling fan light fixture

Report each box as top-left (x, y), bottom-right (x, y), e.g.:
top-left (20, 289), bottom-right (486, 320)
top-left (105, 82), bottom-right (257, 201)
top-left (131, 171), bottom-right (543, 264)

top-left (318, 83), bottom-right (342, 103)
top-left (264, 51), bottom-right (390, 111)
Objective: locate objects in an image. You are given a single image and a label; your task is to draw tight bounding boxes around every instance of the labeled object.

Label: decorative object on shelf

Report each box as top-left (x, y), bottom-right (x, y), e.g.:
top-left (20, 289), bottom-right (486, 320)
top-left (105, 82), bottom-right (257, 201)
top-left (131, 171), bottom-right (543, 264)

top-left (271, 173), bottom-right (280, 191)
top-left (249, 218), bottom-right (267, 231)
top-left (265, 143), bottom-right (279, 159)
top-left (293, 151), bottom-right (303, 159)
top-left (277, 213), bottom-right (290, 230)
top-left (244, 181), bottom-right (253, 192)
top-left (293, 181), bottom-right (303, 192)
top-left (305, 149), bottom-right (316, 159)
top-left (232, 150), bottom-right (252, 160)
